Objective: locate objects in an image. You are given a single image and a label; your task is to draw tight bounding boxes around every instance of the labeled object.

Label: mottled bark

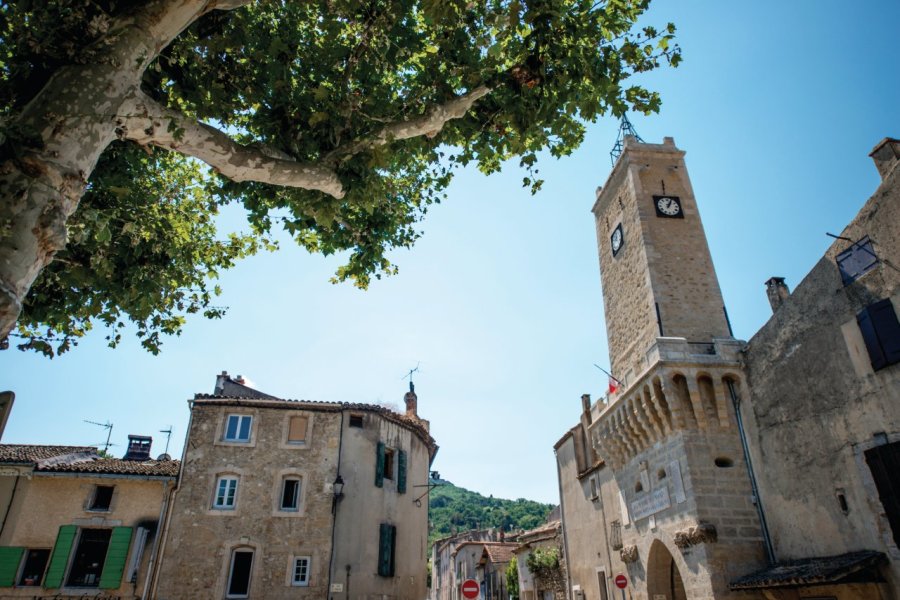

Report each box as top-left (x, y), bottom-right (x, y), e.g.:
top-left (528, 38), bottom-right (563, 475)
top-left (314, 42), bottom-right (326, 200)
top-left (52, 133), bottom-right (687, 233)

top-left (0, 0), bottom-right (492, 341)
top-left (117, 91), bottom-right (345, 198)
top-left (0, 0), bottom-right (243, 340)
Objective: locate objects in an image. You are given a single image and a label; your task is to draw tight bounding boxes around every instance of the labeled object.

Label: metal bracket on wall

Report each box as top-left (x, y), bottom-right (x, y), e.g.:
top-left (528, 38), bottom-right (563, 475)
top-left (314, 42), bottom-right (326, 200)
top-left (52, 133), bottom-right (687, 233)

top-left (412, 470), bottom-right (444, 507)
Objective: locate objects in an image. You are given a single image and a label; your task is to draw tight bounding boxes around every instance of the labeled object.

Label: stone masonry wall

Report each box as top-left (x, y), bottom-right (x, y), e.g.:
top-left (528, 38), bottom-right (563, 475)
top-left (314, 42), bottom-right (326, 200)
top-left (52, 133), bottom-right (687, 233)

top-left (156, 401), bottom-right (340, 599)
top-left (741, 143), bottom-right (900, 590)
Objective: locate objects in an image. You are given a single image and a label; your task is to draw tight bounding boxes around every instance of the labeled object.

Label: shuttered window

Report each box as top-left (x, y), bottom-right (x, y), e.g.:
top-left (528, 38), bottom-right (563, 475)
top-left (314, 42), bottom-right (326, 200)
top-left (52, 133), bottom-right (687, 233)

top-left (0, 547), bottom-right (24, 587)
top-left (377, 523), bottom-right (396, 577)
top-left (99, 527), bottom-right (133, 589)
top-left (857, 299), bottom-right (900, 371)
top-left (865, 441), bottom-right (900, 547)
top-left (287, 416), bottom-right (308, 444)
top-left (43, 525), bottom-right (77, 589)
top-left (375, 442), bottom-right (385, 487)
top-left (397, 450), bottom-right (407, 494)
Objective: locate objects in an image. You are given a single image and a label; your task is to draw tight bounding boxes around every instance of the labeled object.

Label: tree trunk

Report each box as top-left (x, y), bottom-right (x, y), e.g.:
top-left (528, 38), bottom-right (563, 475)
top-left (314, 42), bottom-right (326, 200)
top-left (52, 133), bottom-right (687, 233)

top-left (0, 0), bottom-right (218, 340)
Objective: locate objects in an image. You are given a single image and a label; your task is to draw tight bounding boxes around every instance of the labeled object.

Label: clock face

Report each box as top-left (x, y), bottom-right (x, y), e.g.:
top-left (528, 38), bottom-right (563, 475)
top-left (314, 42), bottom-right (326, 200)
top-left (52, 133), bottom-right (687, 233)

top-left (610, 224), bottom-right (623, 256)
top-left (653, 195), bottom-right (684, 218)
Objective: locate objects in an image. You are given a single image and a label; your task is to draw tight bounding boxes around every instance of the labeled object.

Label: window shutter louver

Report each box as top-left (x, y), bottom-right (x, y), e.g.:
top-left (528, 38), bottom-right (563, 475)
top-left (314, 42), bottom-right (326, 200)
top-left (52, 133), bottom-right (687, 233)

top-left (397, 450), bottom-right (407, 494)
top-left (378, 523), bottom-right (396, 576)
top-left (99, 527), bottom-right (133, 589)
top-left (858, 307), bottom-right (887, 370)
top-left (375, 442), bottom-right (385, 487)
top-left (871, 299), bottom-right (900, 365)
top-left (0, 547), bottom-right (24, 587)
top-left (43, 525), bottom-right (77, 589)
top-left (858, 299), bottom-right (900, 370)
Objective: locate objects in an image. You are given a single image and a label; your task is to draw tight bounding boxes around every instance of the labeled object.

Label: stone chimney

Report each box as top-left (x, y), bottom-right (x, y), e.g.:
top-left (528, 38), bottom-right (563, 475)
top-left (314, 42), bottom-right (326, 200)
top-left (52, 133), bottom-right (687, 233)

top-left (765, 277), bottom-right (790, 312)
top-left (869, 137), bottom-right (900, 181)
top-left (581, 394), bottom-right (592, 424)
top-left (404, 381), bottom-right (418, 418)
top-left (214, 371), bottom-right (229, 395)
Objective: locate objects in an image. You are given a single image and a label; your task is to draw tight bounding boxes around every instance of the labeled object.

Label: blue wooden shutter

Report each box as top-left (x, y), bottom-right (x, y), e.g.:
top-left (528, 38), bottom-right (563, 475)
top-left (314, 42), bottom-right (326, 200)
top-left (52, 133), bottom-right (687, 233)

top-left (0, 547), bottom-right (24, 587)
top-left (858, 299), bottom-right (900, 370)
top-left (378, 523), bottom-right (395, 576)
top-left (375, 442), bottom-right (385, 487)
top-left (43, 525), bottom-right (77, 589)
top-left (99, 526), bottom-right (133, 589)
top-left (397, 450), bottom-right (407, 494)
top-left (870, 299), bottom-right (900, 366)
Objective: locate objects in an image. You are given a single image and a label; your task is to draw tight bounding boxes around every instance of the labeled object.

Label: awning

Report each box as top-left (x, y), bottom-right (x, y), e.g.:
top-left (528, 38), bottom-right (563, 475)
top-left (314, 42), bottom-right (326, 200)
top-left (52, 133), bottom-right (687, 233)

top-left (729, 550), bottom-right (887, 590)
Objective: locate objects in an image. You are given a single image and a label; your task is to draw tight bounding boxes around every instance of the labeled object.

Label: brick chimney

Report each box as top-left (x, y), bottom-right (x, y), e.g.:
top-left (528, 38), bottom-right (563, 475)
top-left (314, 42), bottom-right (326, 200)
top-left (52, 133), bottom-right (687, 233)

top-left (765, 277), bottom-right (790, 313)
top-left (123, 435), bottom-right (152, 461)
top-left (404, 382), bottom-right (418, 418)
top-left (869, 137), bottom-right (900, 181)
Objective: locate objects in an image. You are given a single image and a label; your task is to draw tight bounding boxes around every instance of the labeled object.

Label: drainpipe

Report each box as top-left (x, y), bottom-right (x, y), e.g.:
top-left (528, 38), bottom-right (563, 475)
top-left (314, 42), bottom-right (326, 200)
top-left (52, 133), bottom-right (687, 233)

top-left (554, 447), bottom-right (573, 600)
top-left (147, 398), bottom-right (194, 598)
top-left (143, 478), bottom-right (174, 599)
top-left (327, 408), bottom-right (346, 599)
top-left (0, 474), bottom-right (21, 541)
top-left (726, 380), bottom-right (776, 565)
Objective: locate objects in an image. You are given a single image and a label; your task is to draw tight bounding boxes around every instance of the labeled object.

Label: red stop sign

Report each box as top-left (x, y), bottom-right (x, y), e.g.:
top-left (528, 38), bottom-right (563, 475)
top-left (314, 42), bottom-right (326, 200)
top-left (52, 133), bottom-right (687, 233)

top-left (461, 578), bottom-right (480, 599)
top-left (615, 573), bottom-right (628, 589)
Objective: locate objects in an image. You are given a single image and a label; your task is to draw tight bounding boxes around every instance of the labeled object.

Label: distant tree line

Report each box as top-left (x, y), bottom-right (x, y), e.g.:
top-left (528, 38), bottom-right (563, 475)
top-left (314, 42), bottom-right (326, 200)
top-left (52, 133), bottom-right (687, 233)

top-left (428, 481), bottom-right (553, 546)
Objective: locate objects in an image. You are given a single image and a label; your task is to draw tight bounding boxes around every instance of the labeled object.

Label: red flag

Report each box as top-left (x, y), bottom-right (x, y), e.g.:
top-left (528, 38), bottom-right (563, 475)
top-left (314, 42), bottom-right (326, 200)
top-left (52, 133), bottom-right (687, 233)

top-left (608, 378), bottom-right (619, 394)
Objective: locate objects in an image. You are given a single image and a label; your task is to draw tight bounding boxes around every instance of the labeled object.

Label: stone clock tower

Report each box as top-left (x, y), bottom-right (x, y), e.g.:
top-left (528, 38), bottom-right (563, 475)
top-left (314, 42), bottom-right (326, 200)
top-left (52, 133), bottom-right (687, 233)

top-left (593, 136), bottom-right (732, 382)
top-left (588, 136), bottom-right (768, 600)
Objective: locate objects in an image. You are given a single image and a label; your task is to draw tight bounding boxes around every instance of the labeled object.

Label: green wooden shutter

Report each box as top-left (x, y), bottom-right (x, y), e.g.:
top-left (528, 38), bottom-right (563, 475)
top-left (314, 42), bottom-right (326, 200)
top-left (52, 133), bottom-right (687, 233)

top-left (397, 450), bottom-right (407, 494)
top-left (375, 441), bottom-right (385, 488)
top-left (99, 526), bottom-right (133, 589)
top-left (0, 547), bottom-right (24, 587)
top-left (378, 523), bottom-right (395, 576)
top-left (44, 525), bottom-right (77, 589)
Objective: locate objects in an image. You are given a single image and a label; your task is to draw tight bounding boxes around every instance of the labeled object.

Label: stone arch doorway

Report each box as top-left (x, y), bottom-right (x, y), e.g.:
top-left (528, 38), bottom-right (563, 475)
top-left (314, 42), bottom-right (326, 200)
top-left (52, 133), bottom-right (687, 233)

top-left (646, 539), bottom-right (687, 600)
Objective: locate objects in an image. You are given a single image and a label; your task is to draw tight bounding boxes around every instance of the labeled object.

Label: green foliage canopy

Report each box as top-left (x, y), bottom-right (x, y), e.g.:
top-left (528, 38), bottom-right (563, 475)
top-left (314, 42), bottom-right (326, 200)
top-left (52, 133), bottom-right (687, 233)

top-left (428, 480), bottom-right (553, 547)
top-left (1, 0), bottom-right (679, 355)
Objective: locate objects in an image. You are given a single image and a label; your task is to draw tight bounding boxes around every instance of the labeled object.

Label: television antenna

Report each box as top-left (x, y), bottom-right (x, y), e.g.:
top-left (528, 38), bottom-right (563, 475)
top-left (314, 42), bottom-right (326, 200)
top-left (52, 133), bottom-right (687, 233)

top-left (84, 419), bottom-right (113, 452)
top-left (610, 113), bottom-right (644, 165)
top-left (400, 362), bottom-right (421, 388)
top-left (160, 426), bottom-right (173, 455)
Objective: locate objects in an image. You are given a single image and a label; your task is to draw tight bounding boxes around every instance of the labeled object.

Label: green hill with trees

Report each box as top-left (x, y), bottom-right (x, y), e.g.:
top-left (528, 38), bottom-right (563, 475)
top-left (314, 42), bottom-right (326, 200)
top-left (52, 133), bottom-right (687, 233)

top-left (428, 479), bottom-right (554, 546)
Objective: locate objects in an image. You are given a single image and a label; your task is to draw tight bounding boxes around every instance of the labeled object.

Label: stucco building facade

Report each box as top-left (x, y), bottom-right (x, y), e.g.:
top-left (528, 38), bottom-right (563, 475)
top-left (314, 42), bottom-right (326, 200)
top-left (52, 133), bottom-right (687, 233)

top-left (154, 374), bottom-right (437, 600)
top-left (0, 437), bottom-right (178, 598)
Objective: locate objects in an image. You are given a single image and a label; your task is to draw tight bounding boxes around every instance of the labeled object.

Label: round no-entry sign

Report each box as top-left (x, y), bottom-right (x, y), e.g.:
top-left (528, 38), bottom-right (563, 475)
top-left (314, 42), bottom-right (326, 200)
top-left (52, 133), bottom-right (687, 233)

top-left (461, 578), bottom-right (480, 599)
top-left (615, 573), bottom-right (628, 589)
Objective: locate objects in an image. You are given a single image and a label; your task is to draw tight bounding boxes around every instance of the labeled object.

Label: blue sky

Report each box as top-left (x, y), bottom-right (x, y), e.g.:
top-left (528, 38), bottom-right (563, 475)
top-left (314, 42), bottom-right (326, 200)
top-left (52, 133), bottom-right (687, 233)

top-left (2, 1), bottom-right (898, 504)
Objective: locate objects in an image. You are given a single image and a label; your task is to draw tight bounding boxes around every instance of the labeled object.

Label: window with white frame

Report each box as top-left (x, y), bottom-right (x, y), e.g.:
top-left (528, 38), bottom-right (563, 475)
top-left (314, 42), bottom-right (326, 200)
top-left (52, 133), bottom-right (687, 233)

top-left (291, 556), bottom-right (311, 586)
top-left (280, 478), bottom-right (301, 511)
top-left (214, 476), bottom-right (239, 509)
top-left (224, 414), bottom-right (252, 442)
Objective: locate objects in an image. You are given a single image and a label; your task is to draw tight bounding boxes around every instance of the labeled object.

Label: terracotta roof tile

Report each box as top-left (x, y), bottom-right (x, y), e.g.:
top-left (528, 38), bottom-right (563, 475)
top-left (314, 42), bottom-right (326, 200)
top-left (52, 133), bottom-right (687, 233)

top-left (193, 395), bottom-right (437, 455)
top-left (0, 444), bottom-right (96, 463)
top-left (37, 458), bottom-right (180, 477)
top-left (483, 543), bottom-right (518, 564)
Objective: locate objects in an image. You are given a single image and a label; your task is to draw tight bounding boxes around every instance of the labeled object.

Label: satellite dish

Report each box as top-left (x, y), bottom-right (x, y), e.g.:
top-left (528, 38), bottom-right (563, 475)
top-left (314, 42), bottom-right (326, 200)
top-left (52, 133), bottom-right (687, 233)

top-left (157, 453), bottom-right (172, 461)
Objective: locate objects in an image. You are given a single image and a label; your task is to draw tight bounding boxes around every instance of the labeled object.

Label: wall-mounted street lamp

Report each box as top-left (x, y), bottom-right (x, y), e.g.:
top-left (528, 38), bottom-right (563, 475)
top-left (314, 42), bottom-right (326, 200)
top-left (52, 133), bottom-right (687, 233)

top-left (413, 470), bottom-right (444, 507)
top-left (332, 474), bottom-right (345, 513)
